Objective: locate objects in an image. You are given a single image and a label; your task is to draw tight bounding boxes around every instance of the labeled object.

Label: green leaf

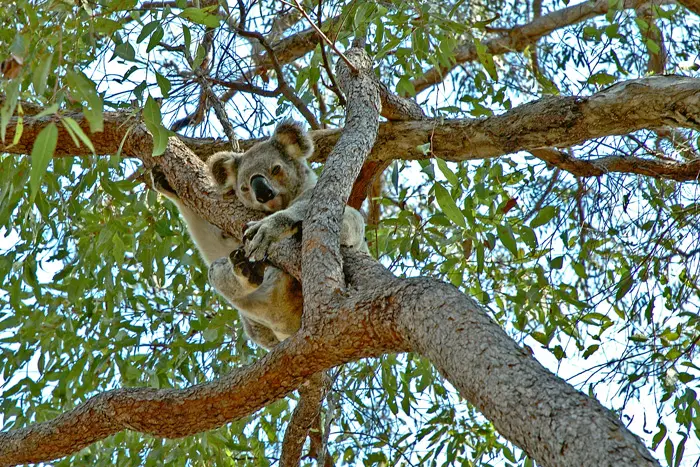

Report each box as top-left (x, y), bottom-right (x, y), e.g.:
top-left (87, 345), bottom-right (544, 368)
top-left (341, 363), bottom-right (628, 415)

top-left (137, 21), bottom-right (160, 43)
top-left (1, 79), bottom-right (20, 142)
top-left (32, 53), bottom-right (53, 95)
top-left (519, 225), bottom-right (538, 249)
top-left (646, 38), bottom-right (661, 55)
top-left (155, 71), bottom-right (171, 98)
top-left (550, 256), bottom-right (564, 269)
top-left (665, 439), bottom-right (674, 467)
top-left (147, 25), bottom-right (165, 53)
top-left (353, 3), bottom-right (375, 28)
top-left (475, 38), bottom-right (498, 81)
top-left (434, 183), bottom-right (465, 228)
top-left (61, 117), bottom-right (95, 154)
top-left (497, 223), bottom-right (518, 256)
top-left (476, 241), bottom-right (484, 274)
top-left (11, 115), bottom-right (23, 146)
top-left (94, 17), bottom-right (122, 34)
top-left (65, 70), bottom-right (103, 132)
top-left (193, 43), bottom-right (207, 70)
top-left (34, 103), bottom-right (59, 118)
top-left (587, 72), bottom-right (616, 86)
top-left (615, 275), bottom-right (634, 301)
top-left (530, 206), bottom-right (557, 228)
top-left (435, 158), bottom-right (459, 187)
top-left (113, 42), bottom-right (136, 61)
top-left (180, 7), bottom-right (221, 28)
top-left (29, 123), bottom-right (58, 202)
top-left (143, 95), bottom-right (170, 156)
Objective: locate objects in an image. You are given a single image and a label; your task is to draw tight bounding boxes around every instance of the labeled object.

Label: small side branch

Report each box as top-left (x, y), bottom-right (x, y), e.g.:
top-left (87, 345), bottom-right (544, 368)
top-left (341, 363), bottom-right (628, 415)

top-left (285, 0), bottom-right (357, 74)
top-left (199, 76), bottom-right (240, 152)
top-left (280, 372), bottom-right (330, 467)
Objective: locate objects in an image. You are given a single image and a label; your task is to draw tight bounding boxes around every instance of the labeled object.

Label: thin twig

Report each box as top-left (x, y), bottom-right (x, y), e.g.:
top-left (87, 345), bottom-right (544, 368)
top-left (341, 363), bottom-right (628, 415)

top-left (199, 76), bottom-right (240, 152)
top-left (317, 0), bottom-right (346, 106)
top-left (283, 0), bottom-right (358, 74)
top-left (236, 26), bottom-right (320, 129)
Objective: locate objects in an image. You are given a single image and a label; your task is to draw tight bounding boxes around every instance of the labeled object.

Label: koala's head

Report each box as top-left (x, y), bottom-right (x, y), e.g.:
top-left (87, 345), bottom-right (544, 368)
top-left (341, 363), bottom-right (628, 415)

top-left (208, 120), bottom-right (316, 213)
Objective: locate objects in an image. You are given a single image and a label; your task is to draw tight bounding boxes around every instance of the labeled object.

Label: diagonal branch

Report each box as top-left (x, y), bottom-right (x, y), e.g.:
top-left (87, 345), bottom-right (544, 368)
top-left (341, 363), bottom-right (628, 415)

top-left (2, 76), bottom-right (699, 184)
top-left (412, 0), bottom-right (674, 93)
top-left (301, 47), bottom-right (380, 314)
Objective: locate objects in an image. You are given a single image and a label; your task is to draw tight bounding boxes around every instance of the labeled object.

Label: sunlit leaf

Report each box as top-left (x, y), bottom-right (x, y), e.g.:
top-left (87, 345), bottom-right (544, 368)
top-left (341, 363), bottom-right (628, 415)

top-left (29, 123), bottom-right (58, 201)
top-left (434, 183), bottom-right (465, 228)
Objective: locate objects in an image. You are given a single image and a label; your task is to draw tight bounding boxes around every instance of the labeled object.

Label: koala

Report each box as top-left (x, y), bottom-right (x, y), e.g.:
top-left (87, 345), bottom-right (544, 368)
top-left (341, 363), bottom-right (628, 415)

top-left (153, 119), bottom-right (367, 349)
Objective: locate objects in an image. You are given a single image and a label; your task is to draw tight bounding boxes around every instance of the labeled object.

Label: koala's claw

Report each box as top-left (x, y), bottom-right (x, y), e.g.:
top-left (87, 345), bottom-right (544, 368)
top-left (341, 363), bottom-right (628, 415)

top-left (150, 167), bottom-right (175, 196)
top-left (244, 219), bottom-right (273, 262)
top-left (229, 248), bottom-right (265, 286)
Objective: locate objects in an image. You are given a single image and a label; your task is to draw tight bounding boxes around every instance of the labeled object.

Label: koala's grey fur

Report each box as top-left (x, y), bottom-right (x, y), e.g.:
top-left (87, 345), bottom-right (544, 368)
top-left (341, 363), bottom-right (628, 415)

top-left (153, 120), bottom-right (367, 349)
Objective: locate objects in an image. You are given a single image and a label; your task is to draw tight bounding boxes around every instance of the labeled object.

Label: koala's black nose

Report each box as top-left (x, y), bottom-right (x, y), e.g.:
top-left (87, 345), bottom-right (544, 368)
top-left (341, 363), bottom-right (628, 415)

top-left (250, 175), bottom-right (276, 203)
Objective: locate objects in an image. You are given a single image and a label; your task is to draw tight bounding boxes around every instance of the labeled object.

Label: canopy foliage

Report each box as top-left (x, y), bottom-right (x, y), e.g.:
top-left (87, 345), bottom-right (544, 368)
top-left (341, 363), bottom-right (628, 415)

top-left (1, 0), bottom-right (700, 465)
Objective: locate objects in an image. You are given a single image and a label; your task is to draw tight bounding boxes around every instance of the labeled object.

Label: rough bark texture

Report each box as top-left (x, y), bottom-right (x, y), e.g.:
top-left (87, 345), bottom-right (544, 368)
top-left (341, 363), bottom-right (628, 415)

top-left (279, 372), bottom-right (329, 467)
top-left (0, 64), bottom-right (686, 467)
top-left (301, 47), bottom-right (380, 311)
top-left (3, 76), bottom-right (699, 183)
top-left (678, 0), bottom-right (700, 16)
top-left (389, 274), bottom-right (658, 467)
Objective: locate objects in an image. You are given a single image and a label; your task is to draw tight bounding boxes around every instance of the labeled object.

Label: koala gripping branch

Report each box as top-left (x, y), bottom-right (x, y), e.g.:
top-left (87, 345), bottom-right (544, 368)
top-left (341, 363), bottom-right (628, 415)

top-left (300, 47), bottom-right (381, 314)
top-left (0, 52), bottom-right (664, 467)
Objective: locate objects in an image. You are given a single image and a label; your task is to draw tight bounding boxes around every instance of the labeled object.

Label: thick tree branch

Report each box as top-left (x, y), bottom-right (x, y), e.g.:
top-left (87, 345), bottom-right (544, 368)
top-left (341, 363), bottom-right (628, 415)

top-left (388, 273), bottom-right (659, 467)
top-left (1, 76), bottom-right (699, 183)
top-left (0, 131), bottom-right (661, 466)
top-left (412, 0), bottom-right (674, 93)
top-left (301, 47), bottom-right (380, 312)
top-left (678, 0), bottom-right (700, 15)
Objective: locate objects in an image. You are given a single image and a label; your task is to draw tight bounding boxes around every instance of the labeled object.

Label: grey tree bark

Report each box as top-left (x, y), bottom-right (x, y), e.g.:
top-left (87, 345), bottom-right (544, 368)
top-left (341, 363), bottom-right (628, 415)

top-left (1, 50), bottom-right (689, 467)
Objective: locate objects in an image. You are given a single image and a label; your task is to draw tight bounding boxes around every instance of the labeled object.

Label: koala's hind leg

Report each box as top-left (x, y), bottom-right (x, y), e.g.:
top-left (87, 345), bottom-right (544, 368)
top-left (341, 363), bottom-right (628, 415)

top-left (208, 252), bottom-right (286, 349)
top-left (240, 317), bottom-right (281, 350)
top-left (209, 249), bottom-right (266, 299)
top-left (341, 207), bottom-right (369, 253)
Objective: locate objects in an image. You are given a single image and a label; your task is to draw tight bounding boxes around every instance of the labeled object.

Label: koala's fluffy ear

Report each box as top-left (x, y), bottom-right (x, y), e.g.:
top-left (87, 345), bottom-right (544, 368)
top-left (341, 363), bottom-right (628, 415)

top-left (207, 151), bottom-right (241, 189)
top-left (272, 119), bottom-right (314, 159)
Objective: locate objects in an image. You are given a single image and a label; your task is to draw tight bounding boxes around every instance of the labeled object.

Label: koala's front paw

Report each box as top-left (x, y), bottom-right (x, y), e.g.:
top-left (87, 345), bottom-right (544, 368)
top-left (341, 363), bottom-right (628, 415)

top-left (243, 213), bottom-right (298, 261)
top-left (229, 248), bottom-right (266, 287)
top-left (150, 167), bottom-right (176, 198)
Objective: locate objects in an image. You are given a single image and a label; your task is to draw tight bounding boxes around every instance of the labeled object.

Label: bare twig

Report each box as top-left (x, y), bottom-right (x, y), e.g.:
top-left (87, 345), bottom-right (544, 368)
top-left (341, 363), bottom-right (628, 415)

top-left (236, 26), bottom-right (321, 129)
top-left (283, 0), bottom-right (358, 74)
top-left (198, 76), bottom-right (240, 152)
top-left (315, 386), bottom-right (337, 467)
top-left (316, 0), bottom-right (346, 106)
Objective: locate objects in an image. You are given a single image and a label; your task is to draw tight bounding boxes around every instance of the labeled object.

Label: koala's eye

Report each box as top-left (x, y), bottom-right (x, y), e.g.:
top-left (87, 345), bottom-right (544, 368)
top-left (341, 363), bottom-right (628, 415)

top-left (240, 185), bottom-right (250, 193)
top-left (271, 165), bottom-right (282, 175)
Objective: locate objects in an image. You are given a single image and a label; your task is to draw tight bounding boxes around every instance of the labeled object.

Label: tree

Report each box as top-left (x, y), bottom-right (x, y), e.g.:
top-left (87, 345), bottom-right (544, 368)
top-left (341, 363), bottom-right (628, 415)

top-left (0, 0), bottom-right (699, 465)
